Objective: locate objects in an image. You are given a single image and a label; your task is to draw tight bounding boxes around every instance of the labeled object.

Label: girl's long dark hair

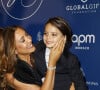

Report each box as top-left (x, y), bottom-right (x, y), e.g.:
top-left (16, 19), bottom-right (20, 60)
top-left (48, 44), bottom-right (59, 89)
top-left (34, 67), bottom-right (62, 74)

top-left (45, 17), bottom-right (73, 57)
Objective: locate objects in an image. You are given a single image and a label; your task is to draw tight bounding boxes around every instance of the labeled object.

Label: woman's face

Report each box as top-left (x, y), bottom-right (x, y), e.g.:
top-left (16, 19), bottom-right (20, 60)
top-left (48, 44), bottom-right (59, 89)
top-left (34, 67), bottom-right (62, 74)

top-left (15, 28), bottom-right (35, 55)
top-left (43, 23), bottom-right (64, 48)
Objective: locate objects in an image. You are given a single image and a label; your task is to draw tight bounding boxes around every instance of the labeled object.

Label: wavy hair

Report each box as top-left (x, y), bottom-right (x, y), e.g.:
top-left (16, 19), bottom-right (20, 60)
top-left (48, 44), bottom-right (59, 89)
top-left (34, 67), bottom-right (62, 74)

top-left (0, 28), bottom-right (7, 90)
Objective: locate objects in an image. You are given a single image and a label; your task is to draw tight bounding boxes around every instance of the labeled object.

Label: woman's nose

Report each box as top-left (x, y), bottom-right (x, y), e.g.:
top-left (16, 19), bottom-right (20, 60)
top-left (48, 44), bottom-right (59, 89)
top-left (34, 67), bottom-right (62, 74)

top-left (27, 35), bottom-right (32, 42)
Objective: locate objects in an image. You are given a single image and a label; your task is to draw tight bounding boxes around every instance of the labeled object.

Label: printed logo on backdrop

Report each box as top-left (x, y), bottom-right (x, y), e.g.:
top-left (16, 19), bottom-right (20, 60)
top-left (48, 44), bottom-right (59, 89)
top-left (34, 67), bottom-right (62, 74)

top-left (81, 0), bottom-right (88, 3)
top-left (66, 0), bottom-right (100, 14)
top-left (37, 31), bottom-right (42, 41)
top-left (1, 0), bottom-right (44, 20)
top-left (81, 68), bottom-right (99, 87)
top-left (72, 34), bottom-right (95, 50)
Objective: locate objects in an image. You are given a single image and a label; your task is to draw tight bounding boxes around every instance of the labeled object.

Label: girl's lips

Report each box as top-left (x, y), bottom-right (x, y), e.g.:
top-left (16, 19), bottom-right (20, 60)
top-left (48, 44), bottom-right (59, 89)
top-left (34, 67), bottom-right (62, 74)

top-left (46, 41), bottom-right (53, 44)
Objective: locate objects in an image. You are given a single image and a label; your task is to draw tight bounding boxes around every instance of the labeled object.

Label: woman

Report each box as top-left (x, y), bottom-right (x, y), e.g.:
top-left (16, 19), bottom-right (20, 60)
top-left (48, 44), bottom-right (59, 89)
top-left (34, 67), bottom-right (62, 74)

top-left (2, 25), bottom-right (66, 90)
top-left (34, 17), bottom-right (88, 90)
top-left (0, 28), bottom-right (7, 90)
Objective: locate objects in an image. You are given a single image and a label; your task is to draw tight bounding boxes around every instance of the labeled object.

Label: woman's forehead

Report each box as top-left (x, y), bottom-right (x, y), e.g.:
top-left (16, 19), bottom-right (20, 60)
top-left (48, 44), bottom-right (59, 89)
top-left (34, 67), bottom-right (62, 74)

top-left (15, 28), bottom-right (25, 36)
top-left (15, 28), bottom-right (25, 39)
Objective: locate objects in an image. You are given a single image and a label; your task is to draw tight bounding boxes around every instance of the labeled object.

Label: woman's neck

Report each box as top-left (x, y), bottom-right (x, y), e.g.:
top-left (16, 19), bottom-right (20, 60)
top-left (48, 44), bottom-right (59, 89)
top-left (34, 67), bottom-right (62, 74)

top-left (17, 54), bottom-right (31, 63)
top-left (17, 54), bottom-right (33, 66)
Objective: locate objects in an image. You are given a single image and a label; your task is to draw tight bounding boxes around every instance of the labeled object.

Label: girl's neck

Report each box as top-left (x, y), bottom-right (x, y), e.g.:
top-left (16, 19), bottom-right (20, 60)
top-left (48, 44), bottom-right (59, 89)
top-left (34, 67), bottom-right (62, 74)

top-left (47, 47), bottom-right (52, 50)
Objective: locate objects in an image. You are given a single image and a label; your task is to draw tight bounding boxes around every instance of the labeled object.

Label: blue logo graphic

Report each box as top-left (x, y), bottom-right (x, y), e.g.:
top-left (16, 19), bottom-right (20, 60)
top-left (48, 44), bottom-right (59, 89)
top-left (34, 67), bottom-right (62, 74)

top-left (81, 0), bottom-right (88, 3)
top-left (1, 0), bottom-right (44, 20)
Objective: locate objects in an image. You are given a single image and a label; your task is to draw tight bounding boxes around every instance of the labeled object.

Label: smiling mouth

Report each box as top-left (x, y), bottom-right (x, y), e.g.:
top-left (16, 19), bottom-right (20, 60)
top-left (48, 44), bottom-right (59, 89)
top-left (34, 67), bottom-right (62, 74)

top-left (46, 41), bottom-right (53, 44)
top-left (27, 44), bottom-right (34, 49)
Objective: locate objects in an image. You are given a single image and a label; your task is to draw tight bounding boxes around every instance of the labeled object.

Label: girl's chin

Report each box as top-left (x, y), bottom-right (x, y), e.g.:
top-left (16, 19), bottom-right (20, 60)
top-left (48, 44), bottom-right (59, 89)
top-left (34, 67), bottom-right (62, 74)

top-left (46, 44), bottom-right (55, 48)
top-left (46, 46), bottom-right (53, 49)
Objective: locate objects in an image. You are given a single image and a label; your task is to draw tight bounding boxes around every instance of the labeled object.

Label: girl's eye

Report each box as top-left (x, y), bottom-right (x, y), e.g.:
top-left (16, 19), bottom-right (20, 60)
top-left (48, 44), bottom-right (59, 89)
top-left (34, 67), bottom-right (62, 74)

top-left (44, 32), bottom-right (46, 34)
top-left (43, 32), bottom-right (57, 37)
top-left (44, 32), bottom-right (48, 35)
top-left (52, 33), bottom-right (57, 36)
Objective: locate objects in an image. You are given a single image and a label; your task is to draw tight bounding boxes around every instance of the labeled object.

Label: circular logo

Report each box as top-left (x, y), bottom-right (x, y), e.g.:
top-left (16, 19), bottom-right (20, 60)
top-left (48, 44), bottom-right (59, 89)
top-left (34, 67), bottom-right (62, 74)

top-left (1, 0), bottom-right (44, 20)
top-left (81, 0), bottom-right (88, 3)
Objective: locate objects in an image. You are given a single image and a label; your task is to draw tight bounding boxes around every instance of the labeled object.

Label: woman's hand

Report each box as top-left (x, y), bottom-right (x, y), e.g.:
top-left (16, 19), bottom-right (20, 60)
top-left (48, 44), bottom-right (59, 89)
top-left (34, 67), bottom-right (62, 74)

top-left (49, 36), bottom-right (66, 66)
top-left (5, 73), bottom-right (15, 88)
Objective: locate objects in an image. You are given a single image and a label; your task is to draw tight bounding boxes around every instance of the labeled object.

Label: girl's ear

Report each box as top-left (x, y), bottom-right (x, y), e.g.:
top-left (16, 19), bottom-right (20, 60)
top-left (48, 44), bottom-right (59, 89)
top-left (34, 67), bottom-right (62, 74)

top-left (64, 35), bottom-right (67, 43)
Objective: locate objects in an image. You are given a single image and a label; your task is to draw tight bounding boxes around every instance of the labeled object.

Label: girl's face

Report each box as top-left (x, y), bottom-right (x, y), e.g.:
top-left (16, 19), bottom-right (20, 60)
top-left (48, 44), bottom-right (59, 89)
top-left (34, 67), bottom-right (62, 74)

top-left (43, 23), bottom-right (64, 48)
top-left (15, 28), bottom-right (35, 55)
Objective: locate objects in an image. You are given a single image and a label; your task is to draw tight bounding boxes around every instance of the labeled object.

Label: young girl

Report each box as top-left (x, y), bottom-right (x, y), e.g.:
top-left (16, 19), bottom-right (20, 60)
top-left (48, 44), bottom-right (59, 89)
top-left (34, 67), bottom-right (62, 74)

top-left (35, 17), bottom-right (88, 90)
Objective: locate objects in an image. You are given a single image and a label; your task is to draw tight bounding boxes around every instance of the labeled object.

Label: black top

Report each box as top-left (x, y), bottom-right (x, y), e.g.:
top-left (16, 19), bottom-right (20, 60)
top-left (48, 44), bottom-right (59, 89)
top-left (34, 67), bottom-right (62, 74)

top-left (13, 59), bottom-right (42, 86)
top-left (34, 40), bottom-right (88, 90)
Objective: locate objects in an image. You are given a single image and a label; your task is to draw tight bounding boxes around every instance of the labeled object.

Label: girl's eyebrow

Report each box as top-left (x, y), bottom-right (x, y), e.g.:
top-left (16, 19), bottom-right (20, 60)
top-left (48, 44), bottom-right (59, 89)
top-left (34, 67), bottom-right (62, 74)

top-left (44, 31), bottom-right (57, 33)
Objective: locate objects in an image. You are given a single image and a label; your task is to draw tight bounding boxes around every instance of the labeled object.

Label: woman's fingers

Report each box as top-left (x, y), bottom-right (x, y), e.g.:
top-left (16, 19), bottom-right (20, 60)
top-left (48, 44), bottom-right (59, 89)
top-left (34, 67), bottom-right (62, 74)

top-left (49, 36), bottom-right (66, 65)
top-left (59, 36), bottom-right (66, 52)
top-left (52, 36), bottom-right (66, 52)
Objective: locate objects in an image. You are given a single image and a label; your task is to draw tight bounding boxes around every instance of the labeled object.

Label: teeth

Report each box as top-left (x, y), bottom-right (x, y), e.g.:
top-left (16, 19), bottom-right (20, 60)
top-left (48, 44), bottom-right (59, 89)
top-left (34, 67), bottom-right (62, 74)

top-left (27, 44), bottom-right (33, 48)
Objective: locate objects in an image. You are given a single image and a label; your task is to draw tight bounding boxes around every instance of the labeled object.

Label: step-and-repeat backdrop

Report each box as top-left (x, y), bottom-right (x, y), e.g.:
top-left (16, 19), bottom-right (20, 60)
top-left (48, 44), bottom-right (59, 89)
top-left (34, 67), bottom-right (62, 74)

top-left (0, 0), bottom-right (100, 90)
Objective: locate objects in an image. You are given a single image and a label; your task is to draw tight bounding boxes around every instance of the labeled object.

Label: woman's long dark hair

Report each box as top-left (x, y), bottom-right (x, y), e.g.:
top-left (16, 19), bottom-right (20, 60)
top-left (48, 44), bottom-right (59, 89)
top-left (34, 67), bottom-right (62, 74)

top-left (0, 28), bottom-right (8, 90)
top-left (3, 26), bottom-right (17, 73)
top-left (0, 25), bottom-right (35, 90)
top-left (3, 25), bottom-right (35, 73)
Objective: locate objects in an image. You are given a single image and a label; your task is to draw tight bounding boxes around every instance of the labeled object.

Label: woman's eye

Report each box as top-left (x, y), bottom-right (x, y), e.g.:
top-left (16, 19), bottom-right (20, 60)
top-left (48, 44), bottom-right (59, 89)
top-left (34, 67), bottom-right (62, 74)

top-left (20, 39), bottom-right (25, 42)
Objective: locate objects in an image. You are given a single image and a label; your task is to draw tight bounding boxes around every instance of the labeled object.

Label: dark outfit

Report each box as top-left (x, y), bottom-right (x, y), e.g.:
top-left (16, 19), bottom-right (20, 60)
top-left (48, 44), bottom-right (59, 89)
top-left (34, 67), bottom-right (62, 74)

top-left (34, 41), bottom-right (88, 90)
top-left (1, 58), bottom-right (42, 90)
top-left (13, 59), bottom-right (42, 86)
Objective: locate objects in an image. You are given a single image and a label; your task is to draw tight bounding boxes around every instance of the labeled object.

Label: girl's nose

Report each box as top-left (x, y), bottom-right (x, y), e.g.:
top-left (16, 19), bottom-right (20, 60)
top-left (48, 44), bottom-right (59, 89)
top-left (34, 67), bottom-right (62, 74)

top-left (46, 34), bottom-right (52, 39)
